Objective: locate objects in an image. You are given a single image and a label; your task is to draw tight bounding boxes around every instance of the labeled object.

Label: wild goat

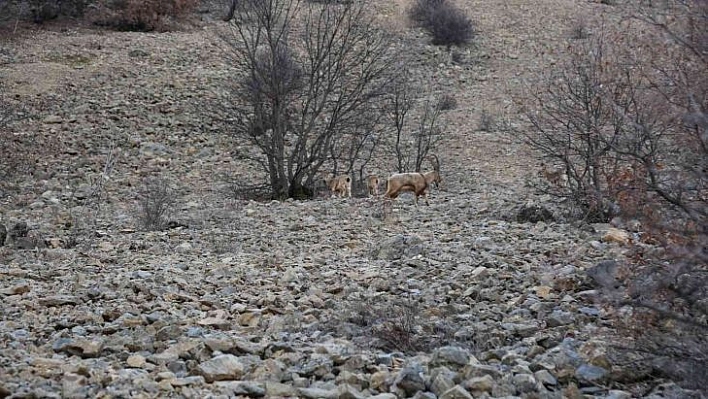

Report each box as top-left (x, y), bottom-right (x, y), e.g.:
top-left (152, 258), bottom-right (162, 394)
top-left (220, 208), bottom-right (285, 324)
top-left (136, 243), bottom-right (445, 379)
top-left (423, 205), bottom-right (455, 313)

top-left (539, 163), bottom-right (565, 186)
top-left (326, 174), bottom-right (352, 198)
top-left (384, 155), bottom-right (441, 205)
top-left (366, 175), bottom-right (380, 197)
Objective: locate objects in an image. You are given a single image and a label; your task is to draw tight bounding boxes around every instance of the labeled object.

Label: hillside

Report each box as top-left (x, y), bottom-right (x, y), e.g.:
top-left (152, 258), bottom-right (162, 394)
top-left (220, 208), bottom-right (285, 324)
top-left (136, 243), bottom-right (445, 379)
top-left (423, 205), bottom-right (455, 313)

top-left (0, 1), bottom-right (702, 398)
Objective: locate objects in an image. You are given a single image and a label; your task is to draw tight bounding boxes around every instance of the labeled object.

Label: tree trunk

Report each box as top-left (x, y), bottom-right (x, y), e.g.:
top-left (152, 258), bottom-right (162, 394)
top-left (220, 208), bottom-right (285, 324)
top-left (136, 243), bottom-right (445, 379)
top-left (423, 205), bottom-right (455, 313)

top-left (223, 0), bottom-right (237, 21)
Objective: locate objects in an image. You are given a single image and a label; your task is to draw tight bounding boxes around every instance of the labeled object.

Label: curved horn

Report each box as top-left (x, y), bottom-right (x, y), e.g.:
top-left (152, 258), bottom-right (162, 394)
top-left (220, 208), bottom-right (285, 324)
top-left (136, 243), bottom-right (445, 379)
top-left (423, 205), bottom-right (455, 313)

top-left (429, 154), bottom-right (440, 172)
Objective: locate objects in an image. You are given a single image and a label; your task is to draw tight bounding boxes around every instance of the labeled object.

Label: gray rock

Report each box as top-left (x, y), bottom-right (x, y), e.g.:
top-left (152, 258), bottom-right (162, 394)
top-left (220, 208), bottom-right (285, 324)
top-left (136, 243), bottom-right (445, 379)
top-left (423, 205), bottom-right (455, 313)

top-left (533, 369), bottom-right (557, 386)
top-left (214, 381), bottom-right (266, 397)
top-left (411, 392), bottom-right (436, 399)
top-left (392, 364), bottom-right (426, 397)
top-left (460, 363), bottom-right (502, 380)
top-left (291, 353), bottom-right (334, 378)
top-left (335, 370), bottom-right (369, 389)
top-left (532, 339), bottom-right (582, 381)
top-left (265, 381), bottom-right (298, 397)
top-left (463, 374), bottom-right (495, 393)
top-left (62, 372), bottom-right (88, 399)
top-left (586, 260), bottom-right (619, 290)
top-left (197, 354), bottom-right (246, 382)
top-left (545, 310), bottom-right (575, 327)
top-left (298, 386), bottom-right (338, 399)
top-left (431, 346), bottom-right (470, 369)
top-left (574, 364), bottom-right (608, 384)
top-left (140, 142), bottom-right (171, 155)
top-left (40, 295), bottom-right (81, 307)
top-left (605, 390), bottom-right (632, 399)
top-left (337, 384), bottom-right (368, 399)
top-left (370, 234), bottom-right (424, 260)
top-left (512, 373), bottom-right (537, 393)
top-left (169, 376), bottom-right (205, 386)
top-left (155, 325), bottom-right (182, 341)
top-left (429, 368), bottom-right (456, 396)
top-left (439, 385), bottom-right (474, 399)
top-left (52, 338), bottom-right (103, 358)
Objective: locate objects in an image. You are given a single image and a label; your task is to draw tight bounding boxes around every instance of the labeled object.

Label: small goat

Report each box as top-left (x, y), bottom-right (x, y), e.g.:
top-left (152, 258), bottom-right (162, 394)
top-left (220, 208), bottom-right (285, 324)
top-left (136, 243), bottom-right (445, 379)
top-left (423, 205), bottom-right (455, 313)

top-left (384, 155), bottom-right (442, 205)
top-left (539, 163), bottom-right (565, 186)
top-left (425, 154), bottom-right (442, 189)
top-left (326, 174), bottom-right (352, 198)
top-left (366, 175), bottom-right (380, 197)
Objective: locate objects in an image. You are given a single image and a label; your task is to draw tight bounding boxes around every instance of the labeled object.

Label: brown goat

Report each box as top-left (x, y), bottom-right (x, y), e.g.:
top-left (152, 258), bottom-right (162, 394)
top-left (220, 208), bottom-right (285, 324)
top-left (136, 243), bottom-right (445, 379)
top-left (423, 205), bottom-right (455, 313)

top-left (539, 163), bottom-right (565, 186)
top-left (384, 173), bottom-right (430, 205)
top-left (384, 154), bottom-right (442, 205)
top-left (366, 175), bottom-right (380, 197)
top-left (326, 174), bottom-right (352, 198)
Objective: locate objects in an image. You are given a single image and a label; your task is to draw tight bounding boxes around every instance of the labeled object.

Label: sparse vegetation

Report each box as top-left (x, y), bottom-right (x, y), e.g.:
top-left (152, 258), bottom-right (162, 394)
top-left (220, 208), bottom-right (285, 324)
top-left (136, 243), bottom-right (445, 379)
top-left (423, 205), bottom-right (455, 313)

top-left (0, 0), bottom-right (705, 396)
top-left (517, 0), bottom-right (707, 390)
top-left (0, 0), bottom-right (198, 30)
top-left (409, 0), bottom-right (474, 47)
top-left (91, 0), bottom-right (199, 31)
top-left (0, 0), bottom-right (90, 23)
top-left (0, 81), bottom-right (34, 185)
top-left (136, 177), bottom-right (176, 231)
top-left (477, 108), bottom-right (494, 131)
top-left (388, 77), bottom-right (446, 173)
top-left (221, 0), bottom-right (396, 199)
top-left (569, 17), bottom-right (590, 39)
top-left (436, 94), bottom-right (457, 111)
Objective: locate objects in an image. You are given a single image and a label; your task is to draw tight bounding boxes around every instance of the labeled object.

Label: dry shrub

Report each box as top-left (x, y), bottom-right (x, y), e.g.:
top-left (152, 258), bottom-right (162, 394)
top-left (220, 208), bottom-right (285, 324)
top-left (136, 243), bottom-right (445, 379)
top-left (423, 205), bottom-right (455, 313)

top-left (436, 94), bottom-right (457, 111)
top-left (0, 83), bottom-right (36, 186)
top-left (477, 108), bottom-right (495, 131)
top-left (136, 177), bottom-right (176, 231)
top-left (0, 0), bottom-right (90, 23)
top-left (332, 296), bottom-right (474, 355)
top-left (531, 0), bottom-right (708, 392)
top-left (91, 0), bottom-right (198, 31)
top-left (408, 0), bottom-right (474, 47)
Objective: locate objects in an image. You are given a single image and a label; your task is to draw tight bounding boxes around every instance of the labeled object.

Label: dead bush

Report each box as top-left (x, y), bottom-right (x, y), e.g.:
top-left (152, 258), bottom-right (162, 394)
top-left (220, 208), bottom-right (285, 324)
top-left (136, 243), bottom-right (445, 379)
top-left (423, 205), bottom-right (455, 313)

top-left (436, 94), bottom-right (457, 111)
top-left (91, 0), bottom-right (198, 31)
top-left (0, 0), bottom-right (90, 23)
top-left (0, 83), bottom-right (34, 185)
top-left (569, 16), bottom-right (590, 39)
top-left (409, 0), bottom-right (474, 47)
top-left (136, 177), bottom-right (176, 231)
top-left (331, 296), bottom-right (466, 354)
top-left (478, 109), bottom-right (495, 131)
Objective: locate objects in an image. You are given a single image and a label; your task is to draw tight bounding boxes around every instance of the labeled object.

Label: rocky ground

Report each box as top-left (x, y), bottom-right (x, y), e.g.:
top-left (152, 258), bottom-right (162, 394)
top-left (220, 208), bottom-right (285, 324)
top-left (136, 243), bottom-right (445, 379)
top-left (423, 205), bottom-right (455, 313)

top-left (0, 0), bottom-right (704, 398)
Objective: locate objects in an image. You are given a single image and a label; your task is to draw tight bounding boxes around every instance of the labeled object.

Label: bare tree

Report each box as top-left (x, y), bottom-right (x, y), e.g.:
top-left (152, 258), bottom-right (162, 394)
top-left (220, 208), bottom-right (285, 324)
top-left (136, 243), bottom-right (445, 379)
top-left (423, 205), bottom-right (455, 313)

top-left (222, 0), bottom-right (395, 199)
top-left (514, 30), bottom-right (653, 221)
top-left (517, 1), bottom-right (707, 391)
top-left (327, 110), bottom-right (384, 194)
top-left (388, 76), bottom-right (445, 173)
top-left (223, 0), bottom-right (238, 21)
top-left (388, 74), bottom-right (415, 173)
